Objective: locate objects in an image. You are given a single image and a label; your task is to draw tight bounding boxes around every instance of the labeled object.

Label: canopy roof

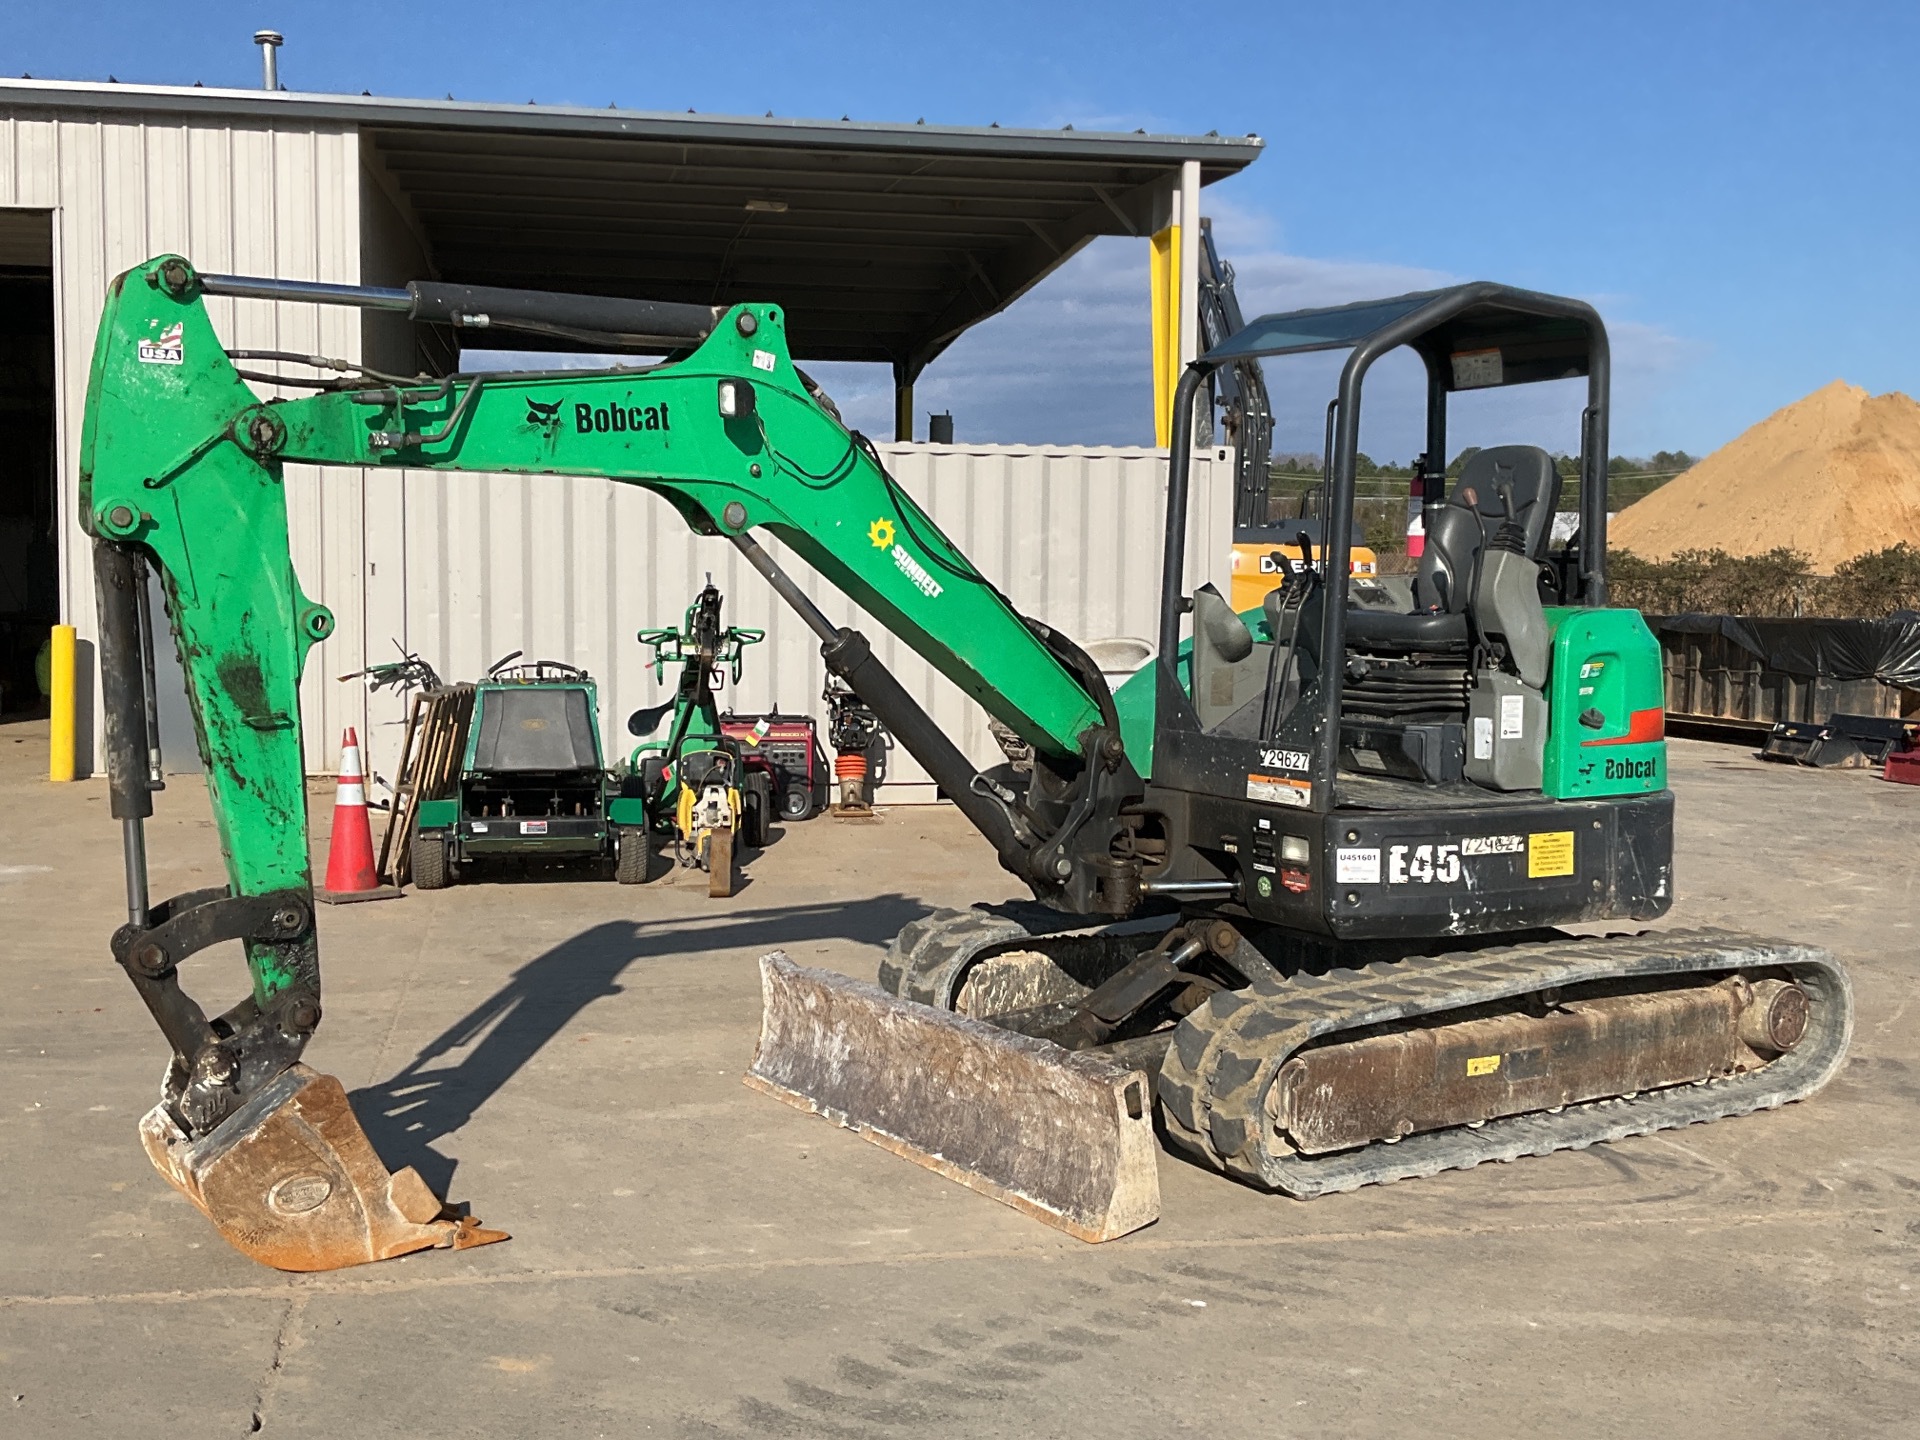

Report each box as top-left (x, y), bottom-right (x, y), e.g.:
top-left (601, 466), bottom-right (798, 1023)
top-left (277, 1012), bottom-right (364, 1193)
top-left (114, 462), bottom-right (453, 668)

top-left (1, 79), bottom-right (1262, 375)
top-left (1203, 283), bottom-right (1601, 388)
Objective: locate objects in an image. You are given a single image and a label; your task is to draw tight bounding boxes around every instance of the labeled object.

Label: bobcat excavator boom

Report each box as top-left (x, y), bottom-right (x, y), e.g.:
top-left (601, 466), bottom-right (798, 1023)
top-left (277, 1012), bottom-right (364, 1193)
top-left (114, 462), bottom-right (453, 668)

top-left (80, 257), bottom-right (1849, 1267)
top-left (80, 255), bottom-right (1142, 1267)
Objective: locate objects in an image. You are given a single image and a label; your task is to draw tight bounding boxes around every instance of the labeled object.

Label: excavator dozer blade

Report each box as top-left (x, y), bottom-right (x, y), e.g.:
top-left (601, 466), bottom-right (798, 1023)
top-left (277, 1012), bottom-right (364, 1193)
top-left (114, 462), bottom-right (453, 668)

top-left (139, 1063), bottom-right (508, 1272)
top-left (744, 952), bottom-right (1159, 1243)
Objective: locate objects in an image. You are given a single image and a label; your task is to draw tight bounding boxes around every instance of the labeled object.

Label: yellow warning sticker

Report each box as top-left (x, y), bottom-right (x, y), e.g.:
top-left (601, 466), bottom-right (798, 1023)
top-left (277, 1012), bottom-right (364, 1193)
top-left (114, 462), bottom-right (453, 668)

top-left (1466, 1054), bottom-right (1501, 1077)
top-left (1528, 830), bottom-right (1575, 878)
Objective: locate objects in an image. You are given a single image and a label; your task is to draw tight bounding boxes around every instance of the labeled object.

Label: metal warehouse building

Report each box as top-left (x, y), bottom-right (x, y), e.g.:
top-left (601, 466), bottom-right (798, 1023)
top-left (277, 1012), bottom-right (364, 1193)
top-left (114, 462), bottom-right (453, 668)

top-left (0, 77), bottom-right (1258, 797)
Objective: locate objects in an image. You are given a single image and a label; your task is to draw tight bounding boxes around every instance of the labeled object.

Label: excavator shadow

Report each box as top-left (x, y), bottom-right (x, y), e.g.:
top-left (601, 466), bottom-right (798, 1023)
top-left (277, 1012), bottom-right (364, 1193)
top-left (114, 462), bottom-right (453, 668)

top-left (348, 893), bottom-right (932, 1193)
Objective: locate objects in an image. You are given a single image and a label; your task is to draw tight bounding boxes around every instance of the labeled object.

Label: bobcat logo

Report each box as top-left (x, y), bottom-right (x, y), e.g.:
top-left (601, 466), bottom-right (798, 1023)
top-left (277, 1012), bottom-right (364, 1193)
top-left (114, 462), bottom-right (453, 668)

top-left (525, 398), bottom-right (564, 431)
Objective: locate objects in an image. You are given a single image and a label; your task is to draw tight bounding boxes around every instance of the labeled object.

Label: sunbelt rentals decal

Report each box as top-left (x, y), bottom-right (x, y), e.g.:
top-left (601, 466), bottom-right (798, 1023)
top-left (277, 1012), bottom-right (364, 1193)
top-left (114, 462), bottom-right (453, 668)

top-left (868, 518), bottom-right (943, 599)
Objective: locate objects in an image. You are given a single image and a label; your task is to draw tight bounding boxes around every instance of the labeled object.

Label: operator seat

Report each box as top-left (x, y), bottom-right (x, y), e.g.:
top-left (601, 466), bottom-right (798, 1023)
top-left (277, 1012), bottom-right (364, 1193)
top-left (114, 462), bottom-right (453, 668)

top-left (1344, 445), bottom-right (1563, 650)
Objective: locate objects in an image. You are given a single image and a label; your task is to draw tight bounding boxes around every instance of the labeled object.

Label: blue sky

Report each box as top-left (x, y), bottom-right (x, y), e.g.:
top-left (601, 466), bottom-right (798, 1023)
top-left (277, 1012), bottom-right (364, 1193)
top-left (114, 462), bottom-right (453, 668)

top-left (13, 1), bottom-right (1917, 459)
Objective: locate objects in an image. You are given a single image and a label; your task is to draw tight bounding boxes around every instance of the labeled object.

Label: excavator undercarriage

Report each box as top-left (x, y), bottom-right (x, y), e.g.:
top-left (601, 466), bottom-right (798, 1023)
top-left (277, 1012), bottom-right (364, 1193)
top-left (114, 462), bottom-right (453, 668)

top-left (854, 909), bottom-right (1848, 1207)
top-left (78, 255), bottom-right (1851, 1267)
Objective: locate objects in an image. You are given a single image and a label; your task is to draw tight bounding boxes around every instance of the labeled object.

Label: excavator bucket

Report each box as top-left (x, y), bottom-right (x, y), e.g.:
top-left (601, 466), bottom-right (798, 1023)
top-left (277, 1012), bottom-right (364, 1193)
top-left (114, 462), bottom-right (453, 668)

top-left (139, 1064), bottom-right (507, 1272)
top-left (745, 952), bottom-right (1159, 1243)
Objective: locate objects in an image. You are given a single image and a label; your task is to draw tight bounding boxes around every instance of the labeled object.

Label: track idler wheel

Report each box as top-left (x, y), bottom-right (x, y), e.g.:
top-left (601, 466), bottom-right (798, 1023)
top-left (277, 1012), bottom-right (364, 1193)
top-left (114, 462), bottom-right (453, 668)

top-left (139, 1064), bottom-right (508, 1272)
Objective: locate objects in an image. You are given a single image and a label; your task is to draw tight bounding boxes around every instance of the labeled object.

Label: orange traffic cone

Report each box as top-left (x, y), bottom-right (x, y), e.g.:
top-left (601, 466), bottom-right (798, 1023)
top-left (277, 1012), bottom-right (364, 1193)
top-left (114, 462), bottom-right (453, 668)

top-left (317, 727), bottom-right (401, 905)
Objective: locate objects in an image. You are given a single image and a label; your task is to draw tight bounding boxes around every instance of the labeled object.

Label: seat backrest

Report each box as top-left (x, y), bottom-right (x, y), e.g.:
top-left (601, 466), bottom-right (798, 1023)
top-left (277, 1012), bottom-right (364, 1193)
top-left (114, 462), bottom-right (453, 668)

top-left (1456, 445), bottom-right (1564, 556)
top-left (1414, 503), bottom-right (1482, 614)
top-left (1412, 445), bottom-right (1563, 612)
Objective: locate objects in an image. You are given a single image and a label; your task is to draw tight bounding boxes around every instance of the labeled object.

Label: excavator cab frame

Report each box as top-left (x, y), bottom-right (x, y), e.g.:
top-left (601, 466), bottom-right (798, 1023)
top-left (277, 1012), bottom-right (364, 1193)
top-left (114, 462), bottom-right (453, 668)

top-left (1185, 281), bottom-right (1612, 611)
top-left (1127, 283), bottom-right (1669, 938)
top-left (1216, 284), bottom-right (1600, 608)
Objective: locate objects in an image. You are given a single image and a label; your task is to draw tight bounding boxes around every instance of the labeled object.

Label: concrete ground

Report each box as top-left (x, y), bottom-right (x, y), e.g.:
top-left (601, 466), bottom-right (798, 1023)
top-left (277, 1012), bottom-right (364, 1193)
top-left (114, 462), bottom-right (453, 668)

top-left (1, 720), bottom-right (1916, 1438)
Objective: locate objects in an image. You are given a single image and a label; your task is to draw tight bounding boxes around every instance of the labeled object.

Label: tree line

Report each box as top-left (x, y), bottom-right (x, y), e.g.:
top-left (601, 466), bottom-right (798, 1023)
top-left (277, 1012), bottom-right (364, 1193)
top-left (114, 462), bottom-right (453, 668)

top-left (1609, 545), bottom-right (1920, 619)
top-left (1270, 448), bottom-right (1698, 483)
top-left (1264, 450), bottom-right (1701, 560)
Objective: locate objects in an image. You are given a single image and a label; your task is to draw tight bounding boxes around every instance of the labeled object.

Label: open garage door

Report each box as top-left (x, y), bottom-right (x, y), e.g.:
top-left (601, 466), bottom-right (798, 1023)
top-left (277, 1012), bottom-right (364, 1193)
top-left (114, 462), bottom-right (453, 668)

top-left (0, 211), bottom-right (55, 720)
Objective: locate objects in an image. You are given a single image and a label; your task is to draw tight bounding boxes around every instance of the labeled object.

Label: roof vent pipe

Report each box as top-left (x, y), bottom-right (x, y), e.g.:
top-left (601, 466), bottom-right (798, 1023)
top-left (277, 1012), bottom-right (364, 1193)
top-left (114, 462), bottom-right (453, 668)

top-left (254, 30), bottom-right (283, 91)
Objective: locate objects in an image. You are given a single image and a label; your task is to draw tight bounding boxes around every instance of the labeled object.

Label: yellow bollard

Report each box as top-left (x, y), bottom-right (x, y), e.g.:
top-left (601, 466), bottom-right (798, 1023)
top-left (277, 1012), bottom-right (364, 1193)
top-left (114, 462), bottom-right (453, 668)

top-left (48, 623), bottom-right (76, 782)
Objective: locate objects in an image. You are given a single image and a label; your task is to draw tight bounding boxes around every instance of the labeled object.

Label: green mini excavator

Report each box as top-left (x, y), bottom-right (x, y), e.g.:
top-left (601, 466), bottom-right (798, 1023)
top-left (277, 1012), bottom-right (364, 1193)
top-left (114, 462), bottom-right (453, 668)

top-left (79, 256), bottom-right (1850, 1268)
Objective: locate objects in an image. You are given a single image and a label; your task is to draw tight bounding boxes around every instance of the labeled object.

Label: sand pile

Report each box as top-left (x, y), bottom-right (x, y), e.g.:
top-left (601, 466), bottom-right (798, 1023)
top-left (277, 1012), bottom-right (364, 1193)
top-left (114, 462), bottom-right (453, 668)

top-left (1609, 380), bottom-right (1920, 571)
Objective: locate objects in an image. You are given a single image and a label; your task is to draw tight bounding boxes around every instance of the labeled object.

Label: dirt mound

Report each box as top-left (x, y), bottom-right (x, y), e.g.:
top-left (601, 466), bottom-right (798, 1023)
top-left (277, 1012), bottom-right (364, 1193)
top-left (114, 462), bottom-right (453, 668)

top-left (1609, 380), bottom-right (1920, 571)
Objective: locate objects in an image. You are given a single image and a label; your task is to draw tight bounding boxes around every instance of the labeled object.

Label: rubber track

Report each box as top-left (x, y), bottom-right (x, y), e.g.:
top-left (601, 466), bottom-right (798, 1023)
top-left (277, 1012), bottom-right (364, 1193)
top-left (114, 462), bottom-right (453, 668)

top-left (879, 909), bottom-right (1034, 1008)
top-left (1156, 927), bottom-right (1853, 1197)
top-left (879, 905), bottom-right (1165, 1009)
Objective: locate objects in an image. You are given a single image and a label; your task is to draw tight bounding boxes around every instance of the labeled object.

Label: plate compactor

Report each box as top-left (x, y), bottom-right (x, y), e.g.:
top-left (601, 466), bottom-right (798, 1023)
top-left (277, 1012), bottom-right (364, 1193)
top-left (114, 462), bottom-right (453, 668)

top-left (625, 581), bottom-right (776, 896)
top-left (80, 257), bottom-right (1849, 1269)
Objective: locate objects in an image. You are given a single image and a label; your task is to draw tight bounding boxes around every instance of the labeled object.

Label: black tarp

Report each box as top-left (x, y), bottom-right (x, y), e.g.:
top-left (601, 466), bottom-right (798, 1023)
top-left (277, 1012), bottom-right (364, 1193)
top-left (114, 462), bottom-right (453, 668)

top-left (1650, 614), bottom-right (1920, 688)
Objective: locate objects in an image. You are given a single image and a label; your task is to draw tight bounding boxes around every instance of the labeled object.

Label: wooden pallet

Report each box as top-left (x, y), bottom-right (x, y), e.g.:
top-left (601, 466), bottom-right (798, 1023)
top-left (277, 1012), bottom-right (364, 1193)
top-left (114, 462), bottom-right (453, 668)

top-left (377, 684), bottom-right (475, 887)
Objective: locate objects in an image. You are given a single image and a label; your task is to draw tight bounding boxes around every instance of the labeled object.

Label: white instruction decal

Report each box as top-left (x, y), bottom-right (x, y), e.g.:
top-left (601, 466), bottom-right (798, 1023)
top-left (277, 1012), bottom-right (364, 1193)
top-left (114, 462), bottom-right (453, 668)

top-left (520, 819), bottom-right (548, 835)
top-left (1336, 847), bottom-right (1381, 884)
top-left (1499, 692), bottom-right (1526, 740)
top-left (1473, 715), bottom-right (1494, 759)
top-left (1451, 347), bottom-right (1503, 389)
top-left (752, 348), bottom-right (777, 372)
top-left (1247, 773), bottom-right (1312, 808)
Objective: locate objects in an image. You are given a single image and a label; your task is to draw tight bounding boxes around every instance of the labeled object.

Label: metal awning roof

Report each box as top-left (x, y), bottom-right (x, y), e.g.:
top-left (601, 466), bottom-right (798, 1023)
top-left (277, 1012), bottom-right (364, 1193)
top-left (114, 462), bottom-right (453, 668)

top-left (0, 80), bottom-right (1262, 375)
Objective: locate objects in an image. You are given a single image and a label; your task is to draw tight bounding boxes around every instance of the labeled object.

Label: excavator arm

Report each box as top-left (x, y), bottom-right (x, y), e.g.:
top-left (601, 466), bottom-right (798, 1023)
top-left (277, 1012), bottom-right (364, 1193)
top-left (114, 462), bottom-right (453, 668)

top-left (79, 255), bottom-right (1145, 1267)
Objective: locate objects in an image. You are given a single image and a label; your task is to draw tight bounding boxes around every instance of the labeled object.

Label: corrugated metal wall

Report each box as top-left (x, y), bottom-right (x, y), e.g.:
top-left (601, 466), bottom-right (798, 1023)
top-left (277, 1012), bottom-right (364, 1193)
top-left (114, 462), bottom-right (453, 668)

top-left (0, 104), bottom-right (1231, 806)
top-left (0, 108), bottom-right (366, 766)
top-left (356, 444), bottom-right (1231, 799)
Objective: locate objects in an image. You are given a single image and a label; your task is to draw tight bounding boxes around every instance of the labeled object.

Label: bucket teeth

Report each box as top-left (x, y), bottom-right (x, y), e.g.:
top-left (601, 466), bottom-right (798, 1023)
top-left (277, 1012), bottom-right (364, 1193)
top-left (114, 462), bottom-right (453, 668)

top-left (139, 1063), bottom-right (508, 1272)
